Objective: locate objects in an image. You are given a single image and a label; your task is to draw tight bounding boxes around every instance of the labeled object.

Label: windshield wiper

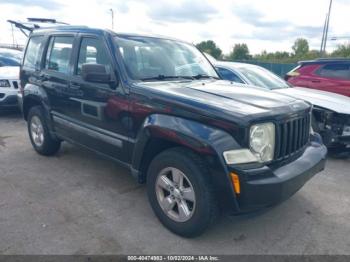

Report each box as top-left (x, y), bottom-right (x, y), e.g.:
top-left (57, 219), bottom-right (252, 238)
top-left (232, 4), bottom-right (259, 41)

top-left (192, 74), bottom-right (220, 80)
top-left (140, 75), bottom-right (194, 81)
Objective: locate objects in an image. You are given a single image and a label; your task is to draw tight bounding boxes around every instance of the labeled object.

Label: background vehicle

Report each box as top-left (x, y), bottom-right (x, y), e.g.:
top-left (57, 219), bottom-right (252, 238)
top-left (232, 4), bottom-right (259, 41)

top-left (216, 62), bottom-right (350, 151)
top-left (285, 59), bottom-right (350, 97)
top-left (20, 27), bottom-right (326, 237)
top-left (0, 48), bottom-right (22, 110)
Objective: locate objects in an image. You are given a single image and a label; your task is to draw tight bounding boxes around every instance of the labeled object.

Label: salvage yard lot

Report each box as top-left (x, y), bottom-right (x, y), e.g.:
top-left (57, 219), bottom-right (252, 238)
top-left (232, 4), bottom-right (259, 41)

top-left (0, 112), bottom-right (349, 255)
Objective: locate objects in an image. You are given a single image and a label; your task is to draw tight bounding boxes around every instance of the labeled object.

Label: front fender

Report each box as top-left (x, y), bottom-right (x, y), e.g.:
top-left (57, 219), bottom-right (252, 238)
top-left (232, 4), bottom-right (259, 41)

top-left (131, 114), bottom-right (242, 211)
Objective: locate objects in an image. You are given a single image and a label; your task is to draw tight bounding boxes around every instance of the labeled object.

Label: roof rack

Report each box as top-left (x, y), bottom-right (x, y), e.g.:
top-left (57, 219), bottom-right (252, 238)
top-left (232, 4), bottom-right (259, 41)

top-left (7, 18), bottom-right (69, 37)
top-left (299, 57), bottom-right (350, 64)
top-left (27, 18), bottom-right (68, 25)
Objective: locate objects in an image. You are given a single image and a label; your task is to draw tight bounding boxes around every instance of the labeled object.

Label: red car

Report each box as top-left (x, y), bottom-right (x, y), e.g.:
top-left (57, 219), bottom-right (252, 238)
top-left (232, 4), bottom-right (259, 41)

top-left (286, 59), bottom-right (350, 97)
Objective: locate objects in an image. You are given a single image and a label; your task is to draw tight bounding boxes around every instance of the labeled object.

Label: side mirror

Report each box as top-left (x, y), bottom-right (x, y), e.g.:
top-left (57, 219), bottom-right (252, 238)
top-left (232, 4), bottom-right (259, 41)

top-left (81, 63), bottom-right (111, 83)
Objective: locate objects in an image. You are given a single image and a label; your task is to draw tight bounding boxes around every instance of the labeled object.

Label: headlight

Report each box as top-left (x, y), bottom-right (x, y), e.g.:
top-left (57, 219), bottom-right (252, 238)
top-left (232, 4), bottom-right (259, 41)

top-left (0, 80), bottom-right (10, 87)
top-left (223, 122), bottom-right (275, 165)
top-left (250, 122), bottom-right (275, 162)
top-left (343, 125), bottom-right (350, 136)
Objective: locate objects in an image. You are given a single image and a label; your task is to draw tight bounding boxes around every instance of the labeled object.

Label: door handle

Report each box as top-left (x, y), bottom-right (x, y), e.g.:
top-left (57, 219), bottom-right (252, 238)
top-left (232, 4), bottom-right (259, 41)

top-left (70, 83), bottom-right (81, 89)
top-left (39, 73), bottom-right (49, 81)
top-left (311, 80), bottom-right (321, 83)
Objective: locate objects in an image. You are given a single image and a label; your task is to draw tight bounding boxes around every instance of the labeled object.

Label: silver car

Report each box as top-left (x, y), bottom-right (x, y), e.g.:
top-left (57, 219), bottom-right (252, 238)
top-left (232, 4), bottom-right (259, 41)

top-left (0, 48), bottom-right (22, 110)
top-left (215, 61), bottom-right (350, 151)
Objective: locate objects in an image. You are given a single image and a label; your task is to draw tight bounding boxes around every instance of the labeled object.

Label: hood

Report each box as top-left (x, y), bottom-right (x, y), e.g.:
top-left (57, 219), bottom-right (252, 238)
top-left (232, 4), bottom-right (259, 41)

top-left (275, 87), bottom-right (350, 115)
top-left (136, 80), bottom-right (310, 122)
top-left (0, 66), bottom-right (20, 80)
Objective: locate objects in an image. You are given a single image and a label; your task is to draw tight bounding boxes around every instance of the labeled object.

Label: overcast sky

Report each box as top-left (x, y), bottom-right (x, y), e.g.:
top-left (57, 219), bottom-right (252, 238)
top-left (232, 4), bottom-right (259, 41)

top-left (1, 0), bottom-right (349, 55)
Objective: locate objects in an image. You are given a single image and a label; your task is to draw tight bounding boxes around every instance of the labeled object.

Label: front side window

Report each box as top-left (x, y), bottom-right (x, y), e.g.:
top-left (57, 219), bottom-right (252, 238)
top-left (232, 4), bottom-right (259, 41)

top-left (76, 38), bottom-right (111, 75)
top-left (23, 36), bottom-right (45, 70)
top-left (115, 36), bottom-right (218, 81)
top-left (46, 36), bottom-right (74, 74)
top-left (317, 63), bottom-right (350, 80)
top-left (217, 67), bottom-right (244, 83)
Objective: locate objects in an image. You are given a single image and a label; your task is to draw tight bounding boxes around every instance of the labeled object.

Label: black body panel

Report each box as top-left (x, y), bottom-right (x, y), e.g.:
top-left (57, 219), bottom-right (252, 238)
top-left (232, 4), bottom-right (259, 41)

top-left (19, 26), bottom-right (327, 214)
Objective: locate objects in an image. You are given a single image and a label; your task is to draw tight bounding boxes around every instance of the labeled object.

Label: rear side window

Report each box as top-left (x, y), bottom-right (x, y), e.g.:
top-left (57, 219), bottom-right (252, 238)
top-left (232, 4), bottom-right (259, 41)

top-left (217, 67), bottom-right (244, 83)
top-left (317, 63), bottom-right (350, 80)
top-left (23, 36), bottom-right (45, 70)
top-left (46, 36), bottom-right (74, 74)
top-left (76, 38), bottom-right (111, 75)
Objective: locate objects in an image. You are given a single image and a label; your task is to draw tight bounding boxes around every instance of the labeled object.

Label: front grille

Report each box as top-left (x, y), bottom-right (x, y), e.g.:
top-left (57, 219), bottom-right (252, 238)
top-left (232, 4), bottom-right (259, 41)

top-left (12, 81), bottom-right (19, 89)
top-left (275, 114), bottom-right (310, 160)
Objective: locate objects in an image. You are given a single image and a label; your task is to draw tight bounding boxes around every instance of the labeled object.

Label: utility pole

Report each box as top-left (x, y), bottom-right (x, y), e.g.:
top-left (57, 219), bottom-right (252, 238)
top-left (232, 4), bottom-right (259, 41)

top-left (320, 14), bottom-right (328, 54)
top-left (110, 8), bottom-right (114, 30)
top-left (11, 24), bottom-right (15, 47)
top-left (320, 0), bottom-right (333, 55)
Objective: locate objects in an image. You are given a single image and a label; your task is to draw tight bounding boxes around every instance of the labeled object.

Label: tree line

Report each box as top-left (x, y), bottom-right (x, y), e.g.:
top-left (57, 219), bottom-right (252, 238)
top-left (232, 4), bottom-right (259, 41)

top-left (196, 38), bottom-right (350, 64)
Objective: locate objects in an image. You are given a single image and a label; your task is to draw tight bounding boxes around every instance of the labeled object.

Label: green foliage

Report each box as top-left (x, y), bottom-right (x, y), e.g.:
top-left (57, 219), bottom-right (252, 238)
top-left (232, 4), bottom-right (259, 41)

top-left (228, 43), bottom-right (251, 61)
top-left (196, 40), bottom-right (223, 59)
top-left (331, 43), bottom-right (350, 57)
top-left (292, 38), bottom-right (310, 57)
top-left (198, 38), bottom-right (350, 64)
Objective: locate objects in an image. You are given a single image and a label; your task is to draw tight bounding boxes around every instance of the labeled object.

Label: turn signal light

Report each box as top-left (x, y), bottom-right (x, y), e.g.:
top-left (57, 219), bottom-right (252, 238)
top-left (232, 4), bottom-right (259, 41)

top-left (230, 172), bottom-right (240, 194)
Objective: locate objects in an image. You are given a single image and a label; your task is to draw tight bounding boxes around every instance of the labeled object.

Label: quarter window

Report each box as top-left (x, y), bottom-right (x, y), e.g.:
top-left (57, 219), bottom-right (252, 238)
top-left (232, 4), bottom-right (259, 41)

top-left (77, 38), bottom-right (110, 75)
top-left (217, 67), bottom-right (244, 83)
top-left (23, 36), bottom-right (45, 70)
top-left (46, 36), bottom-right (74, 74)
top-left (317, 63), bottom-right (350, 80)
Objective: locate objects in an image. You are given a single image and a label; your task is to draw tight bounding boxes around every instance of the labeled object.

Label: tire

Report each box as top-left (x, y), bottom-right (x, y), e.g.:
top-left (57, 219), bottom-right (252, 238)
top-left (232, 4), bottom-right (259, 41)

top-left (147, 147), bottom-right (219, 237)
top-left (27, 106), bottom-right (61, 156)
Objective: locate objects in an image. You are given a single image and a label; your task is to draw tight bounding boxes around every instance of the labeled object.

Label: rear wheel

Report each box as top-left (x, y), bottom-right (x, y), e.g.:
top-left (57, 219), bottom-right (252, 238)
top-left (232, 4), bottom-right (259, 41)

top-left (27, 106), bottom-right (61, 156)
top-left (147, 148), bottom-right (219, 237)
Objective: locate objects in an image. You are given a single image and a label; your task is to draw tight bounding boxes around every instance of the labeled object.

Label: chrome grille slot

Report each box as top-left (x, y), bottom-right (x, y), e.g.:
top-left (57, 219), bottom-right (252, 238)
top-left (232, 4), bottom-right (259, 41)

top-left (275, 114), bottom-right (310, 160)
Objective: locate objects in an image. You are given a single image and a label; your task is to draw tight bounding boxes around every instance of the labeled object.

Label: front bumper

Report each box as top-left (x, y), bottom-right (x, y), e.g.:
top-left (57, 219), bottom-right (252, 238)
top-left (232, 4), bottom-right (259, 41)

top-left (0, 94), bottom-right (18, 109)
top-left (230, 142), bottom-right (327, 213)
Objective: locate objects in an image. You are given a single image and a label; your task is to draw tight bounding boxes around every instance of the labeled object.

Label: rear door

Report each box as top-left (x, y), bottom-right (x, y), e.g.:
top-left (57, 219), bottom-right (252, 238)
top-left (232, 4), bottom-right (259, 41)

top-left (54, 34), bottom-right (130, 162)
top-left (40, 34), bottom-right (75, 115)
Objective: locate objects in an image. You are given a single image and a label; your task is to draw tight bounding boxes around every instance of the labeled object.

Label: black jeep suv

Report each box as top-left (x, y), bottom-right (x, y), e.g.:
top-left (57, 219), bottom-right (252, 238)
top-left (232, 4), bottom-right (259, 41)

top-left (19, 26), bottom-right (327, 237)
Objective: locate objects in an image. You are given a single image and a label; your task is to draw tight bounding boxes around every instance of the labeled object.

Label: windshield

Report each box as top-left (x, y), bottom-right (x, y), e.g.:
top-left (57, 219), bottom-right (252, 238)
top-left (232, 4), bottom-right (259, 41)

top-left (0, 49), bottom-right (22, 67)
top-left (114, 36), bottom-right (218, 81)
top-left (238, 66), bottom-right (291, 90)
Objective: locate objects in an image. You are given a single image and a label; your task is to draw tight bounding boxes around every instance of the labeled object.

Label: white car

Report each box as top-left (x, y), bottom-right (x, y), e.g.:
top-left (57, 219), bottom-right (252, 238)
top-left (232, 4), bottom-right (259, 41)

top-left (215, 61), bottom-right (350, 151)
top-left (0, 48), bottom-right (22, 110)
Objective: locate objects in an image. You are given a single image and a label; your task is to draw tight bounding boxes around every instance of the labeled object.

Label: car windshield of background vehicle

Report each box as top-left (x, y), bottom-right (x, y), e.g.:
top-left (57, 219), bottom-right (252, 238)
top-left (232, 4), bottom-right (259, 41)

top-left (0, 49), bottom-right (22, 67)
top-left (239, 66), bottom-right (292, 90)
top-left (114, 36), bottom-right (219, 81)
top-left (0, 56), bottom-right (20, 66)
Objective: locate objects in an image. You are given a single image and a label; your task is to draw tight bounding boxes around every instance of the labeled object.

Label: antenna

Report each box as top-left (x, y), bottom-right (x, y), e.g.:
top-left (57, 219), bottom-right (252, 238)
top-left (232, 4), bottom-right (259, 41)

top-left (109, 9), bottom-right (114, 30)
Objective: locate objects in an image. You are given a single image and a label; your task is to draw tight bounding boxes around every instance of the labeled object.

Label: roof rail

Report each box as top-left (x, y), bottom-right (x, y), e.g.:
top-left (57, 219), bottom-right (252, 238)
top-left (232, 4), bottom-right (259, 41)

top-left (315, 57), bottom-right (350, 61)
top-left (298, 57), bottom-right (350, 65)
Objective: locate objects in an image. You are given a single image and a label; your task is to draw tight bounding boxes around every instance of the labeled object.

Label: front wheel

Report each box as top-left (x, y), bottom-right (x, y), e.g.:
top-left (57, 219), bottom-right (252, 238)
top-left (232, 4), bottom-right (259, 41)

top-left (27, 106), bottom-right (61, 156)
top-left (147, 148), bottom-right (219, 237)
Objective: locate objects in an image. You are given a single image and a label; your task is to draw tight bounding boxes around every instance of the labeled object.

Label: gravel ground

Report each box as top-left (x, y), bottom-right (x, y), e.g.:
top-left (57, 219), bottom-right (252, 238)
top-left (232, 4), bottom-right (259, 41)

top-left (0, 111), bottom-right (349, 255)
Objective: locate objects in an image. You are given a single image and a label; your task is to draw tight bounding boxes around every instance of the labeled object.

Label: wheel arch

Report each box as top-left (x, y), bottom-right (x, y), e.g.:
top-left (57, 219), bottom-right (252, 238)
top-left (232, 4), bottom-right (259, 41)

top-left (22, 83), bottom-right (57, 138)
top-left (131, 114), bottom-right (241, 212)
top-left (131, 114), bottom-right (240, 179)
